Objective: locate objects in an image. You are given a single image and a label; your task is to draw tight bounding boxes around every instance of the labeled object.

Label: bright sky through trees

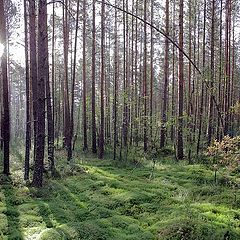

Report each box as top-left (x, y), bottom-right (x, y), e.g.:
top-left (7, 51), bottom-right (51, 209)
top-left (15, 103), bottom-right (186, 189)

top-left (0, 43), bottom-right (4, 58)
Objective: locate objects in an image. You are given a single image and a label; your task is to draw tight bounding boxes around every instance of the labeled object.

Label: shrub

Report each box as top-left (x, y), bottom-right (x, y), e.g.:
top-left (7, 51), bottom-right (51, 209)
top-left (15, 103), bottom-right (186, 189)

top-left (206, 135), bottom-right (240, 172)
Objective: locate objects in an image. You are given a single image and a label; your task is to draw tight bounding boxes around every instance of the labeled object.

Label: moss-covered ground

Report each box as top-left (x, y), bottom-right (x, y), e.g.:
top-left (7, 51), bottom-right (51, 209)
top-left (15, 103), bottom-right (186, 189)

top-left (0, 150), bottom-right (240, 239)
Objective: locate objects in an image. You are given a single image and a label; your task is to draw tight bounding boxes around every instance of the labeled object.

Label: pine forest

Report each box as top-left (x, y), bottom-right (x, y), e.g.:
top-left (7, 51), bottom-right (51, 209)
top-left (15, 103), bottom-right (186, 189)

top-left (0, 0), bottom-right (240, 239)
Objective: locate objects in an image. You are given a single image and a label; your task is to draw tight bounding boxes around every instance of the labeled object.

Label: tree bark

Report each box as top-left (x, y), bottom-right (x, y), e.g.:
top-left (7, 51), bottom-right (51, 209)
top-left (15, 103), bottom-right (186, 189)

top-left (92, 0), bottom-right (97, 154)
top-left (63, 0), bottom-right (71, 155)
top-left (196, 0), bottom-right (206, 155)
top-left (29, 0), bottom-right (38, 161)
top-left (32, 0), bottom-right (48, 187)
top-left (160, 0), bottom-right (169, 149)
top-left (0, 0), bottom-right (10, 175)
top-left (113, 0), bottom-right (119, 160)
top-left (99, 0), bottom-right (105, 159)
top-left (143, 0), bottom-right (148, 152)
top-left (82, 0), bottom-right (88, 151)
top-left (24, 0), bottom-right (31, 180)
top-left (177, 0), bottom-right (184, 160)
top-left (68, 0), bottom-right (80, 162)
top-left (207, 0), bottom-right (216, 145)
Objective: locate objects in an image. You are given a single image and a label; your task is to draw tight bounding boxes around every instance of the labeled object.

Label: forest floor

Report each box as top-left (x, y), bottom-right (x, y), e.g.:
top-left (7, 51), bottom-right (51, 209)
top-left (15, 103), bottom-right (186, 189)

top-left (0, 148), bottom-right (240, 240)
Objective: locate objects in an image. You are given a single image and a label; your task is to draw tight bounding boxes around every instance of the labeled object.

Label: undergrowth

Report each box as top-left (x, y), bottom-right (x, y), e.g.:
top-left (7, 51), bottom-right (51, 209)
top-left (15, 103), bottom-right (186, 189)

top-left (0, 147), bottom-right (239, 239)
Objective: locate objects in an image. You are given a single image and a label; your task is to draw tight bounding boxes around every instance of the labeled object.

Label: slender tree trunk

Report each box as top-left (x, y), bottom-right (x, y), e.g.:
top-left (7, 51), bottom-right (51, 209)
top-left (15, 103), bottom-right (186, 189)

top-left (92, 0), bottom-right (97, 154)
top-left (230, 16), bottom-right (235, 135)
top-left (0, 0), bottom-right (10, 175)
top-left (45, 2), bottom-right (55, 173)
top-left (160, 0), bottom-right (169, 148)
top-left (196, 0), bottom-right (206, 155)
top-left (187, 0), bottom-right (193, 162)
top-left (150, 0), bottom-right (154, 143)
top-left (51, 0), bottom-right (55, 149)
top-left (177, 0), bottom-right (184, 160)
top-left (143, 0), bottom-right (148, 152)
top-left (207, 0), bottom-right (215, 145)
top-left (217, 0), bottom-right (223, 141)
top-left (134, 0), bottom-right (139, 146)
top-left (24, 0), bottom-right (31, 180)
top-left (82, 0), bottom-right (88, 151)
top-left (129, 0), bottom-right (135, 146)
top-left (68, 0), bottom-right (80, 162)
top-left (46, 50), bottom-right (55, 173)
top-left (63, 0), bottom-right (71, 154)
top-left (113, 0), bottom-right (118, 160)
top-left (29, 0), bottom-right (38, 161)
top-left (171, 0), bottom-right (176, 142)
top-left (99, 0), bottom-right (105, 159)
top-left (224, 0), bottom-right (230, 135)
top-left (122, 0), bottom-right (130, 159)
top-left (32, 0), bottom-right (48, 187)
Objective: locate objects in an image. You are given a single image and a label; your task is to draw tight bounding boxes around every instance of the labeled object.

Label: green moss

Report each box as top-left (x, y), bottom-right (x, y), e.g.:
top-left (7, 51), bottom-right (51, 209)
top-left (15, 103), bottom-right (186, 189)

top-left (1, 154), bottom-right (240, 239)
top-left (56, 221), bottom-right (112, 240)
top-left (3, 207), bottom-right (20, 218)
top-left (39, 229), bottom-right (63, 240)
top-left (7, 228), bottom-right (24, 240)
top-left (19, 214), bottom-right (44, 228)
top-left (0, 214), bottom-right (8, 234)
top-left (156, 218), bottom-right (240, 240)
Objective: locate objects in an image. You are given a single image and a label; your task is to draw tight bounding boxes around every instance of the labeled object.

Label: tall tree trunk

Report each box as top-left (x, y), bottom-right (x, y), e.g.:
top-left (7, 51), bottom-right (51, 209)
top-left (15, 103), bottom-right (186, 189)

top-left (160, 0), bottom-right (169, 148)
top-left (129, 0), bottom-right (135, 146)
top-left (68, 0), bottom-right (80, 162)
top-left (92, 0), bottom-right (97, 154)
top-left (0, 0), bottom-right (10, 175)
top-left (187, 0), bottom-right (193, 162)
top-left (63, 0), bottom-right (71, 155)
top-left (230, 14), bottom-right (235, 135)
top-left (143, 0), bottom-right (148, 152)
top-left (134, 0), bottom-right (139, 146)
top-left (45, 1), bottom-right (55, 173)
top-left (177, 0), bottom-right (184, 160)
top-left (29, 0), bottom-right (38, 161)
top-left (113, 0), bottom-right (119, 160)
top-left (51, 0), bottom-right (55, 156)
top-left (207, 0), bottom-right (215, 145)
top-left (196, 0), bottom-right (206, 155)
top-left (149, 0), bottom-right (154, 143)
top-left (99, 0), bottom-right (105, 159)
top-left (217, 0), bottom-right (223, 141)
top-left (224, 0), bottom-right (230, 135)
top-left (122, 0), bottom-right (130, 159)
top-left (82, 0), bottom-right (88, 151)
top-left (32, 0), bottom-right (48, 187)
top-left (24, 0), bottom-right (31, 180)
top-left (171, 0), bottom-right (176, 142)
top-left (46, 49), bottom-right (55, 173)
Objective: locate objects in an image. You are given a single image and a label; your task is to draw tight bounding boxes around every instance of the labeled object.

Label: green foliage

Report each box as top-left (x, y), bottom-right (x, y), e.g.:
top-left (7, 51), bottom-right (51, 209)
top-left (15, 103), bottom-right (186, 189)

top-left (206, 136), bottom-right (240, 172)
top-left (231, 101), bottom-right (240, 116)
top-left (156, 218), bottom-right (240, 240)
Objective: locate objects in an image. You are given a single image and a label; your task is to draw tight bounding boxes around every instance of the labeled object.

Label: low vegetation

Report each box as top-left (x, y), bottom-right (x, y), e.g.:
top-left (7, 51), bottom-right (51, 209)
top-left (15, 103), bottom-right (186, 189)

top-left (0, 148), bottom-right (239, 240)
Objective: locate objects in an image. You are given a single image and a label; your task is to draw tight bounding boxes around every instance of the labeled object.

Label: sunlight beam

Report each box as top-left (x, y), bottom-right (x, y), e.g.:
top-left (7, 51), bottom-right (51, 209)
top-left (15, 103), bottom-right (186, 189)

top-left (0, 43), bottom-right (4, 58)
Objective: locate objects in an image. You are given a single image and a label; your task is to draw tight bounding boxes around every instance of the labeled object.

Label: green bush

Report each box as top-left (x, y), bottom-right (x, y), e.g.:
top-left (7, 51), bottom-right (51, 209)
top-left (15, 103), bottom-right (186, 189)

top-left (206, 136), bottom-right (240, 172)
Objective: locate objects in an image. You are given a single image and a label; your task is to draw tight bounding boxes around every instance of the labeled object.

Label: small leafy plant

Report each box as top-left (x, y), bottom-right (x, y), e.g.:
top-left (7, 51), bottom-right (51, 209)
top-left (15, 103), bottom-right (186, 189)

top-left (206, 136), bottom-right (240, 181)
